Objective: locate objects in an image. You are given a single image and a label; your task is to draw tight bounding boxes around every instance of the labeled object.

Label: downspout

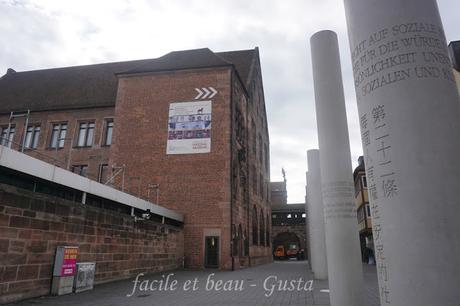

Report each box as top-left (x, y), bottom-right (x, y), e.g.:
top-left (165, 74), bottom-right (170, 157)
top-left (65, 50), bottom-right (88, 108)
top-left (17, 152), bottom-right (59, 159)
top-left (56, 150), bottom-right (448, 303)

top-left (230, 68), bottom-right (235, 271)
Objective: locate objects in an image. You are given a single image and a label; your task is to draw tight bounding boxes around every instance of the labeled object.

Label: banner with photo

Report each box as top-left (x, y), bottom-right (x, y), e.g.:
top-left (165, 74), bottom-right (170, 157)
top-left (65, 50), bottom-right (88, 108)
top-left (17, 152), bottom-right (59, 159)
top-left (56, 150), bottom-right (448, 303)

top-left (166, 101), bottom-right (212, 154)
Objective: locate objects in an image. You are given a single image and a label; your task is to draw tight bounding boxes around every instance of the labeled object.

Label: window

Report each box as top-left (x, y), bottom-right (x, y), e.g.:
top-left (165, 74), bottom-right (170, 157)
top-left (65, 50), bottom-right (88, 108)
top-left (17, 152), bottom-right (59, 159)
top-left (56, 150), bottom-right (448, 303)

top-left (50, 123), bottom-right (67, 148)
top-left (251, 120), bottom-right (256, 154)
top-left (258, 134), bottom-right (263, 163)
top-left (264, 143), bottom-right (269, 172)
top-left (302, 213), bottom-right (306, 218)
top-left (287, 214), bottom-right (292, 219)
top-left (365, 203), bottom-right (371, 218)
top-left (272, 214), bottom-right (277, 219)
top-left (77, 122), bottom-right (95, 147)
top-left (24, 125), bottom-right (40, 149)
top-left (1, 126), bottom-right (15, 147)
top-left (71, 165), bottom-right (88, 177)
top-left (259, 210), bottom-right (265, 246)
top-left (252, 165), bottom-right (257, 194)
top-left (361, 175), bottom-right (368, 188)
top-left (252, 206), bottom-right (258, 245)
top-left (266, 214), bottom-right (270, 246)
top-left (259, 174), bottom-right (264, 199)
top-left (98, 164), bottom-right (110, 183)
top-left (104, 120), bottom-right (114, 146)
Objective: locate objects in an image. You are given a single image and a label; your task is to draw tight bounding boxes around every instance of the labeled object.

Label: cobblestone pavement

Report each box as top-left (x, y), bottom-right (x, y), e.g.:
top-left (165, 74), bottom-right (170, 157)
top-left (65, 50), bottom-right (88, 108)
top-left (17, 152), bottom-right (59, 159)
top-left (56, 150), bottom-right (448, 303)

top-left (10, 260), bottom-right (380, 306)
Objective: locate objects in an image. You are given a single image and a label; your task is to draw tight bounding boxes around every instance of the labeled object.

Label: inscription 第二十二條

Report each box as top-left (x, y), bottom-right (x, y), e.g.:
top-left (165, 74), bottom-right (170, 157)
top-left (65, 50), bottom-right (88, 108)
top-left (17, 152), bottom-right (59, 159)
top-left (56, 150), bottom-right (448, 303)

top-left (351, 22), bottom-right (455, 97)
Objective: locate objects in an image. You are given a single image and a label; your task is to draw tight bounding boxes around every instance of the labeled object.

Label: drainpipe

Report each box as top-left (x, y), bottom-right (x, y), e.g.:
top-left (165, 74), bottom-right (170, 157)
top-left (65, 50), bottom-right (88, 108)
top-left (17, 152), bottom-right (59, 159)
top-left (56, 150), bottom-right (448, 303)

top-left (230, 68), bottom-right (235, 271)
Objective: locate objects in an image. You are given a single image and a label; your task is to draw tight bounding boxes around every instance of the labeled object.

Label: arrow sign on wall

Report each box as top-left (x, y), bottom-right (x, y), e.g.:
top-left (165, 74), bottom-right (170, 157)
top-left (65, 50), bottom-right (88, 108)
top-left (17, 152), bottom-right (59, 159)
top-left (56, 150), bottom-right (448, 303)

top-left (195, 87), bottom-right (217, 100)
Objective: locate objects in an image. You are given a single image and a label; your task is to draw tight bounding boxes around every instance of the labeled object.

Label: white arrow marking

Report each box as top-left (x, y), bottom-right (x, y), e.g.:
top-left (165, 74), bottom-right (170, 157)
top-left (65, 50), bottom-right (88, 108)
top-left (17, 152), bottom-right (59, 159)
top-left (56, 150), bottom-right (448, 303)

top-left (202, 87), bottom-right (210, 99)
top-left (194, 88), bottom-right (203, 100)
top-left (209, 87), bottom-right (217, 98)
top-left (194, 87), bottom-right (218, 100)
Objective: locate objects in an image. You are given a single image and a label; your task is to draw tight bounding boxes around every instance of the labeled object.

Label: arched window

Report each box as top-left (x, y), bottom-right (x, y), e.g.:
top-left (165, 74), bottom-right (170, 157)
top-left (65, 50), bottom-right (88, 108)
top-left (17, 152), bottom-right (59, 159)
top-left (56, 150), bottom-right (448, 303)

top-left (232, 224), bottom-right (238, 256)
top-left (252, 206), bottom-right (258, 245)
top-left (266, 214), bottom-right (270, 247)
top-left (260, 209), bottom-right (265, 246)
top-left (238, 225), bottom-right (243, 257)
top-left (244, 230), bottom-right (249, 256)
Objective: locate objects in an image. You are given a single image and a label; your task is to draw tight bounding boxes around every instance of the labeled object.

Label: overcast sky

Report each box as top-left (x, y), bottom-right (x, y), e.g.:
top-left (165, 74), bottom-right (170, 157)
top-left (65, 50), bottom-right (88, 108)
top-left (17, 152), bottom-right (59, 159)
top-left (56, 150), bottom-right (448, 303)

top-left (1, 0), bottom-right (458, 203)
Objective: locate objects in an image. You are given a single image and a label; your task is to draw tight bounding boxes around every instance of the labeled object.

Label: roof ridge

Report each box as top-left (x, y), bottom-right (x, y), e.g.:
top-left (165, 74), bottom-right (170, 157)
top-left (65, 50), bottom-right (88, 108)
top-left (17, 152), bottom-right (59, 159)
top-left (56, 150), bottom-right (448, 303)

top-left (7, 58), bottom-right (155, 75)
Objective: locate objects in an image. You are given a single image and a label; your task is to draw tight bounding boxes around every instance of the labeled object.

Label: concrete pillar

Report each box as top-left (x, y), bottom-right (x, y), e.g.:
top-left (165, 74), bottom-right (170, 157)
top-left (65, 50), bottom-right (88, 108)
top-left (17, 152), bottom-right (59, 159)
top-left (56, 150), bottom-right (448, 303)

top-left (305, 171), bottom-right (313, 270)
top-left (307, 149), bottom-right (328, 280)
top-left (343, 1), bottom-right (460, 305)
top-left (310, 30), bottom-right (364, 306)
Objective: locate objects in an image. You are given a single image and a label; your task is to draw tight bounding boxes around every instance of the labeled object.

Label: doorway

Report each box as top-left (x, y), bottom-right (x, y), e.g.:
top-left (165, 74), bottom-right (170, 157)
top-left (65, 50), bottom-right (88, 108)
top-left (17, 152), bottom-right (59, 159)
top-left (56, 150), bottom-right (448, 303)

top-left (205, 236), bottom-right (219, 268)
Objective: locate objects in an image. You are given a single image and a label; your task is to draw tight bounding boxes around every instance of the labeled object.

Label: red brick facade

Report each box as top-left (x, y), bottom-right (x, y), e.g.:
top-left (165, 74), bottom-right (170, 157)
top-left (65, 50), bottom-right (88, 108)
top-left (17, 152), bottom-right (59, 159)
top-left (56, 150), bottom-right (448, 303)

top-left (0, 107), bottom-right (114, 182)
top-left (0, 47), bottom-right (272, 270)
top-left (0, 183), bottom-right (184, 304)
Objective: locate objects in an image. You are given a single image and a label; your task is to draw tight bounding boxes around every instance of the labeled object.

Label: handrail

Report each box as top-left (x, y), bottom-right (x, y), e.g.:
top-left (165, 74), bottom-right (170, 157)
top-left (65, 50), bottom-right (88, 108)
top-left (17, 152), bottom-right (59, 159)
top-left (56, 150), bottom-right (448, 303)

top-left (0, 136), bottom-right (66, 167)
top-left (0, 136), bottom-right (154, 202)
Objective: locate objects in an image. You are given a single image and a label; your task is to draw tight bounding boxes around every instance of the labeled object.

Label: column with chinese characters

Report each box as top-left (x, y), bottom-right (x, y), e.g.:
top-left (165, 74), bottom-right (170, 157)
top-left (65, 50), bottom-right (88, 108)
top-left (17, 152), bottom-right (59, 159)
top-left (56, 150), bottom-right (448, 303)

top-left (307, 149), bottom-right (328, 280)
top-left (343, 0), bottom-right (460, 305)
top-left (310, 30), bottom-right (364, 306)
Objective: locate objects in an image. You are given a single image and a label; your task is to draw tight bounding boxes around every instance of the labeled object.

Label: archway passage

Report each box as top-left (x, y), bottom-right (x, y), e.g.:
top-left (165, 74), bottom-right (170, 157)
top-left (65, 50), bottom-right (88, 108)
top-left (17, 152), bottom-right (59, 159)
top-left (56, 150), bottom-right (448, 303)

top-left (272, 232), bottom-right (303, 260)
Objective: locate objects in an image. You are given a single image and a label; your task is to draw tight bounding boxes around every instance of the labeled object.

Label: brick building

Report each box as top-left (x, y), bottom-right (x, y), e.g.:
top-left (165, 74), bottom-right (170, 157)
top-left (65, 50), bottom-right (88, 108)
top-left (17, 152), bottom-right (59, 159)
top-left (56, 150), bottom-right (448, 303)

top-left (0, 47), bottom-right (272, 270)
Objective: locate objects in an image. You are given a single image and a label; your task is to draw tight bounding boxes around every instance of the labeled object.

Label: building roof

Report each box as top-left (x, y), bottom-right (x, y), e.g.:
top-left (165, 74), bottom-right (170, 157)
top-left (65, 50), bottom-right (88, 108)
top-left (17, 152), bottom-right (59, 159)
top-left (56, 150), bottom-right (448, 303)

top-left (353, 155), bottom-right (365, 181)
top-left (0, 48), bottom-right (256, 114)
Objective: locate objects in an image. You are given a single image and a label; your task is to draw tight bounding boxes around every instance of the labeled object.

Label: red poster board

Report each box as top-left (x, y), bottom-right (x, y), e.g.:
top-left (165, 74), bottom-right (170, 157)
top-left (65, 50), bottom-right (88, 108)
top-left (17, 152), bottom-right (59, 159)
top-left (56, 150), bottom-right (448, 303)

top-left (53, 246), bottom-right (79, 277)
top-left (61, 247), bottom-right (78, 276)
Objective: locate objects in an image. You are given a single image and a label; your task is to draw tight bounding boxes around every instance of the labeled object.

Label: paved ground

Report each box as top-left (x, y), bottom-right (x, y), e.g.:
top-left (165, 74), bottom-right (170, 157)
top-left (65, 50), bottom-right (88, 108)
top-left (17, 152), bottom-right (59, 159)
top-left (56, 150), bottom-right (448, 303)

top-left (10, 260), bottom-right (380, 306)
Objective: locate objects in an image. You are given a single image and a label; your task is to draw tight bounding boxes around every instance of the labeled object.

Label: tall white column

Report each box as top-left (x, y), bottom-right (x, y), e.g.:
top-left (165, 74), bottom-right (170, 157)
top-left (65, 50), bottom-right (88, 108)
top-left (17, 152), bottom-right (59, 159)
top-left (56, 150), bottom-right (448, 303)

top-left (305, 171), bottom-right (313, 270)
top-left (343, 1), bottom-right (460, 305)
top-left (310, 30), bottom-right (364, 306)
top-left (307, 149), bottom-right (328, 280)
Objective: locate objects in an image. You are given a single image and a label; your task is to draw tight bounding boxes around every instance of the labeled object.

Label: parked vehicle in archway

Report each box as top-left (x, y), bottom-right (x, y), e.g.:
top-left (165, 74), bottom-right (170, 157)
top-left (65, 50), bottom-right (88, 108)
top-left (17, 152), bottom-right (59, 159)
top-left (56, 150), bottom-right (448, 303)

top-left (274, 245), bottom-right (285, 259)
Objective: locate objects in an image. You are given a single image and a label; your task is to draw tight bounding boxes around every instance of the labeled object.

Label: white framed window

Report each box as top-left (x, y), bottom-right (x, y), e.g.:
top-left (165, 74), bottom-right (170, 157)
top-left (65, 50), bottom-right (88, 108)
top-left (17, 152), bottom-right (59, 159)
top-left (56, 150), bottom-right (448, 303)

top-left (104, 120), bottom-right (114, 146)
top-left (24, 125), bottom-right (40, 149)
top-left (50, 123), bottom-right (67, 148)
top-left (77, 121), bottom-right (95, 147)
top-left (1, 126), bottom-right (15, 147)
top-left (71, 164), bottom-right (88, 177)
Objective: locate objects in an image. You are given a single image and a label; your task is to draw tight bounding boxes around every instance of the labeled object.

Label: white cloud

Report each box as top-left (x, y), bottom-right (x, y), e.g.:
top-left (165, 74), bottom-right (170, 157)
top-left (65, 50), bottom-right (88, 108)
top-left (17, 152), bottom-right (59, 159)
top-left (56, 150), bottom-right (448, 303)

top-left (0, 0), bottom-right (457, 202)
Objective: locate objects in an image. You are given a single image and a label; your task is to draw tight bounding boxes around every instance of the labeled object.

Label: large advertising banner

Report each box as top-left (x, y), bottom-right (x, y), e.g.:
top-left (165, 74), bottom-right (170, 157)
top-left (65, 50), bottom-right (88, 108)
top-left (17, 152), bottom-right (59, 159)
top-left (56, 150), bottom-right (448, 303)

top-left (166, 100), bottom-right (212, 154)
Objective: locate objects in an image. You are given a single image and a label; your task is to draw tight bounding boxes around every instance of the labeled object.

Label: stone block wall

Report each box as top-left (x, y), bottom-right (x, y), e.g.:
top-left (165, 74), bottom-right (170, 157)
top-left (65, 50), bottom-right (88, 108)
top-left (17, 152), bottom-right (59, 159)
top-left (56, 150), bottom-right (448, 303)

top-left (0, 184), bottom-right (184, 304)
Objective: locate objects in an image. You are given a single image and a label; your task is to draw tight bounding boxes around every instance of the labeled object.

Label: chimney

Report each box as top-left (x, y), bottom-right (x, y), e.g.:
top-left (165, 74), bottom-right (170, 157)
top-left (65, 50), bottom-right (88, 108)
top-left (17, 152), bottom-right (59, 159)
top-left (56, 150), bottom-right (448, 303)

top-left (6, 68), bottom-right (16, 74)
top-left (448, 41), bottom-right (460, 71)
